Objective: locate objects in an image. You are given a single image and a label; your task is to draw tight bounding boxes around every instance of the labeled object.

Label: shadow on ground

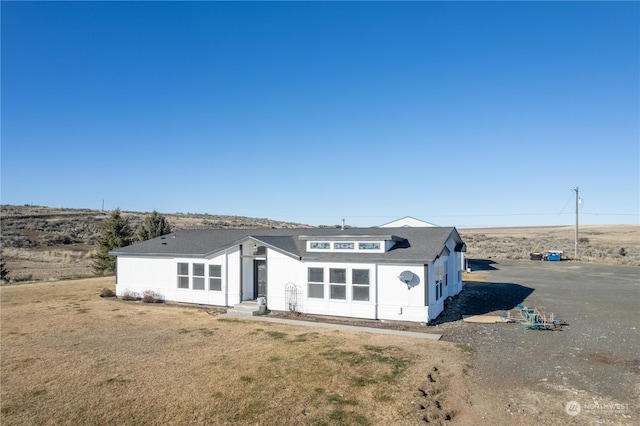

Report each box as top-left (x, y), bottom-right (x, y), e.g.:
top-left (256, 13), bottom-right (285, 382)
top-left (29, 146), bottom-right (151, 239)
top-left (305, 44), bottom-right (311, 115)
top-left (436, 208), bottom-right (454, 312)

top-left (431, 281), bottom-right (534, 325)
top-left (467, 258), bottom-right (499, 271)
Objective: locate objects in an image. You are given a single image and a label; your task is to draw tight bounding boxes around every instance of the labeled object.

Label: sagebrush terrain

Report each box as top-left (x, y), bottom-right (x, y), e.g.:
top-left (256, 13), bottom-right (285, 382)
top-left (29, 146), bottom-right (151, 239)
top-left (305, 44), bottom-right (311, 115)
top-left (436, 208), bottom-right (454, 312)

top-left (0, 205), bottom-right (311, 281)
top-left (1, 205), bottom-right (638, 282)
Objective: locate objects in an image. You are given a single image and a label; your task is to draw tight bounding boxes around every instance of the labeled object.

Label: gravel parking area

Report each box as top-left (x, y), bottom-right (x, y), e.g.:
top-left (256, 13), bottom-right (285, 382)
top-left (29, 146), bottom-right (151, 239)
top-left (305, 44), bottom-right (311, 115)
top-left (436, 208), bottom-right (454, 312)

top-left (435, 259), bottom-right (639, 424)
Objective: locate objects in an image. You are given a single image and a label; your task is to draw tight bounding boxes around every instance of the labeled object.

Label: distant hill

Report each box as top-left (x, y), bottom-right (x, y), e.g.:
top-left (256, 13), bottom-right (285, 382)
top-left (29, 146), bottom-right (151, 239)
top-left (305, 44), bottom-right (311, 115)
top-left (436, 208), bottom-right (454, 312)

top-left (0, 205), bottom-right (312, 282)
top-left (1, 205), bottom-right (638, 282)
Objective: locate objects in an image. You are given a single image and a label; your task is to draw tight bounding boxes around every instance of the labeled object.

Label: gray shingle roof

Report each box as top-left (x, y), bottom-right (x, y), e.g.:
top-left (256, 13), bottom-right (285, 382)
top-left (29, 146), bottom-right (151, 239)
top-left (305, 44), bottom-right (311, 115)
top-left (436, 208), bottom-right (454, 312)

top-left (110, 227), bottom-right (464, 264)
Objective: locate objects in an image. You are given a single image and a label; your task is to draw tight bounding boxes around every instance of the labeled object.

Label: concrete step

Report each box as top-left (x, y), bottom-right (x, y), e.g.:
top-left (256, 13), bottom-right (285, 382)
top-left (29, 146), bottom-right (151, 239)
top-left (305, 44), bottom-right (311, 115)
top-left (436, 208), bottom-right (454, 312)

top-left (229, 301), bottom-right (259, 315)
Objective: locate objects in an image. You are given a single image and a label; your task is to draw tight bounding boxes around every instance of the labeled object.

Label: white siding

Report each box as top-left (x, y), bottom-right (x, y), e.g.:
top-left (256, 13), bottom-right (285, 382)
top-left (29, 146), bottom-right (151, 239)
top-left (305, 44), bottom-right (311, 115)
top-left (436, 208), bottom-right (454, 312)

top-left (116, 252), bottom-right (236, 307)
top-left (226, 248), bottom-right (241, 306)
top-left (116, 256), bottom-right (172, 297)
top-left (377, 264), bottom-right (428, 322)
top-left (265, 249), bottom-right (305, 312)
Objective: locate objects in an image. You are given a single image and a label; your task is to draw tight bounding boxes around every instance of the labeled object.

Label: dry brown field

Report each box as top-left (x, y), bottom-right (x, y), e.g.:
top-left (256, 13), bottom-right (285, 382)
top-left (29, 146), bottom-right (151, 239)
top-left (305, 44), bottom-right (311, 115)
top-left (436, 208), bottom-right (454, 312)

top-left (1, 277), bottom-right (492, 425)
top-left (460, 224), bottom-right (639, 266)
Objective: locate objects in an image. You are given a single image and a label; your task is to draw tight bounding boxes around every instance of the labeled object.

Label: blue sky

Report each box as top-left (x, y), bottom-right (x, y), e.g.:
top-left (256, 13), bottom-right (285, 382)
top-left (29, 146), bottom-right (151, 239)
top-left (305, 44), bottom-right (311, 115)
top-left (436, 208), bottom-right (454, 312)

top-left (2, 1), bottom-right (638, 228)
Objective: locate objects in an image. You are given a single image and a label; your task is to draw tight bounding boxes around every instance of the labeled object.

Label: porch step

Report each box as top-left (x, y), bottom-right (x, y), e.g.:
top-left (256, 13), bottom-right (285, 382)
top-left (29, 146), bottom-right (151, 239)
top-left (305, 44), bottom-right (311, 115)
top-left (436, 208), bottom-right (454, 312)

top-left (228, 301), bottom-right (260, 316)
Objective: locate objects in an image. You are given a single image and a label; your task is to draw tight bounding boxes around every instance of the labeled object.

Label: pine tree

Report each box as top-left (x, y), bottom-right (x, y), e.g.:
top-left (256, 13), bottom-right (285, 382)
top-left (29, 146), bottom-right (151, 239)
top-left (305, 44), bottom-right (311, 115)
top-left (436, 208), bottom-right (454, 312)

top-left (0, 251), bottom-right (9, 282)
top-left (92, 209), bottom-right (133, 275)
top-left (135, 210), bottom-right (172, 242)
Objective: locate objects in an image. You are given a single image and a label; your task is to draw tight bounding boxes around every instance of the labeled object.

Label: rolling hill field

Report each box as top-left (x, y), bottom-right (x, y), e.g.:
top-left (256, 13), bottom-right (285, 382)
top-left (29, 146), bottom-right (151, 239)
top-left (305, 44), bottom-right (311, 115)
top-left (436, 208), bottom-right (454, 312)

top-left (1, 205), bottom-right (638, 282)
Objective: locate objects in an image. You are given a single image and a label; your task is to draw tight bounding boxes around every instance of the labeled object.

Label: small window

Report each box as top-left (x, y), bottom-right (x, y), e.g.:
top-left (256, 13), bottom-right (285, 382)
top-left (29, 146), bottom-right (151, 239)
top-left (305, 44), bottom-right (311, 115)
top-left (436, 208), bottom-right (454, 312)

top-left (358, 242), bottom-right (380, 250)
top-left (333, 242), bottom-right (354, 250)
top-left (329, 268), bottom-right (346, 300)
top-left (352, 269), bottom-right (370, 301)
top-left (310, 242), bottom-right (330, 250)
top-left (209, 265), bottom-right (222, 291)
top-left (308, 267), bottom-right (324, 299)
top-left (435, 281), bottom-right (443, 300)
top-left (177, 262), bottom-right (189, 289)
top-left (193, 263), bottom-right (205, 290)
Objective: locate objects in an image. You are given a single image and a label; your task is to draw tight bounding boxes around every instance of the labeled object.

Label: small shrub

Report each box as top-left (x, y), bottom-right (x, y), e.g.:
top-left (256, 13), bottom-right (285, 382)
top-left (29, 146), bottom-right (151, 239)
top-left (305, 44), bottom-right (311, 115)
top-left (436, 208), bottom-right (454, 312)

top-left (266, 331), bottom-right (288, 340)
top-left (239, 375), bottom-right (253, 383)
top-left (121, 289), bottom-right (140, 301)
top-left (141, 290), bottom-right (163, 303)
top-left (99, 288), bottom-right (115, 298)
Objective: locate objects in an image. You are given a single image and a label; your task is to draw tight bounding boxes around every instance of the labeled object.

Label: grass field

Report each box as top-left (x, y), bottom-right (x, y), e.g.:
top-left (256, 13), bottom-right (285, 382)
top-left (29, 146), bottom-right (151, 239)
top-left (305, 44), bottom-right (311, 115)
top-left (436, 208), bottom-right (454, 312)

top-left (460, 224), bottom-right (639, 266)
top-left (1, 278), bottom-right (473, 425)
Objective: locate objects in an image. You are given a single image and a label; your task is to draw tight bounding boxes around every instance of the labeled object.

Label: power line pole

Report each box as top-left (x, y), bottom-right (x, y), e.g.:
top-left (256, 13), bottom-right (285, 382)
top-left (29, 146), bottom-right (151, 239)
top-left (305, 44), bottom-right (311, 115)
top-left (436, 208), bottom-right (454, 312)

top-left (573, 187), bottom-right (579, 260)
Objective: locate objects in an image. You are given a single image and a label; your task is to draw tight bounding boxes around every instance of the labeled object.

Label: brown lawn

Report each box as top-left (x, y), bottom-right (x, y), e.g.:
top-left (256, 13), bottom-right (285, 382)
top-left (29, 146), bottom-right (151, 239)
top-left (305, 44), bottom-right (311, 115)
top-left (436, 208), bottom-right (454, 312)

top-left (1, 277), bottom-right (476, 425)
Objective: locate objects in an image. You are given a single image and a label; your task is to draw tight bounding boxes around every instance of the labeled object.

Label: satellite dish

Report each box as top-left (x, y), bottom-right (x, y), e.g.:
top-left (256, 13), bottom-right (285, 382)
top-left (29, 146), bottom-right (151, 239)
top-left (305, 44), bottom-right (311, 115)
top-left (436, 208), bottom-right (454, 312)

top-left (399, 271), bottom-right (414, 285)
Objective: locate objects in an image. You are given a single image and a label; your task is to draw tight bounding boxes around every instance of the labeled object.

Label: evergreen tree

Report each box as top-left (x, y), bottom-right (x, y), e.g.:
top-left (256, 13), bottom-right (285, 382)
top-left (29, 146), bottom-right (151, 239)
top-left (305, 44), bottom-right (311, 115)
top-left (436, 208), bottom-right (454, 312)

top-left (1, 251), bottom-right (9, 282)
top-left (92, 209), bottom-right (133, 275)
top-left (135, 210), bottom-right (172, 242)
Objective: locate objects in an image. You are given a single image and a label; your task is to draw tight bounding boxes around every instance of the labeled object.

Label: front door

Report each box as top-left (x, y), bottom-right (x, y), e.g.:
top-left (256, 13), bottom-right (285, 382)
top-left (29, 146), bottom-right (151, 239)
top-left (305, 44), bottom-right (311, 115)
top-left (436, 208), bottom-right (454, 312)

top-left (254, 260), bottom-right (267, 298)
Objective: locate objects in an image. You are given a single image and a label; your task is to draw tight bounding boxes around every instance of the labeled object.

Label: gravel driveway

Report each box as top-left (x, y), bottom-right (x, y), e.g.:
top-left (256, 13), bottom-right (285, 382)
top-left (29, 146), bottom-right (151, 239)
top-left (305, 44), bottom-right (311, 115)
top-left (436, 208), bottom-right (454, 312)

top-left (434, 259), bottom-right (639, 424)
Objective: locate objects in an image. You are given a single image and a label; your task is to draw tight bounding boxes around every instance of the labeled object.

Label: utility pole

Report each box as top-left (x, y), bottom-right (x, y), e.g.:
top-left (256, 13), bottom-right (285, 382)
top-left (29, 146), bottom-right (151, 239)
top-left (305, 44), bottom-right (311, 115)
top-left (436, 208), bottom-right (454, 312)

top-left (573, 187), bottom-right (579, 260)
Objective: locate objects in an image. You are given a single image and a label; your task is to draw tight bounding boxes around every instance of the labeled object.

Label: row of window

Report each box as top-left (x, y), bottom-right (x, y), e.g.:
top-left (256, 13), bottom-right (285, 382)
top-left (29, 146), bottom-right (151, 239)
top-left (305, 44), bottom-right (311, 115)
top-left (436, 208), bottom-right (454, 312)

top-left (176, 263), bottom-right (452, 301)
top-left (308, 242), bottom-right (381, 251)
top-left (307, 267), bottom-right (370, 301)
top-left (177, 263), bottom-right (222, 291)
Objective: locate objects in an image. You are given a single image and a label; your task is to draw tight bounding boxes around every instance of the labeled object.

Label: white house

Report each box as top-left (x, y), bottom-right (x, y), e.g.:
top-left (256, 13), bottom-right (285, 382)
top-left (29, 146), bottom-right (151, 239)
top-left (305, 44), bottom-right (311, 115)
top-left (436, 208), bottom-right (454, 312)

top-left (110, 227), bottom-right (466, 323)
top-left (379, 216), bottom-right (438, 228)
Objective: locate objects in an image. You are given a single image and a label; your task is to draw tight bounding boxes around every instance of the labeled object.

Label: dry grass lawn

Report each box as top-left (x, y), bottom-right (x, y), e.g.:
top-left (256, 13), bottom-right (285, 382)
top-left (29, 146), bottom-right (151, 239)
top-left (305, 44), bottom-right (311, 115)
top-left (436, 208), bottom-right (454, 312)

top-left (1, 278), bottom-right (473, 425)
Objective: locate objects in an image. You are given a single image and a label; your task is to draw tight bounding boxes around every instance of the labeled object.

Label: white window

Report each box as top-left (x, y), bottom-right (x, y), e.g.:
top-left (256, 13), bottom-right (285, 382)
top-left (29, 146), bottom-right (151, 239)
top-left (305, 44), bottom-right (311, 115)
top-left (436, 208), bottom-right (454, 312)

top-left (333, 242), bottom-right (354, 250)
top-left (358, 242), bottom-right (380, 250)
top-left (352, 269), bottom-right (370, 301)
top-left (444, 261), bottom-right (449, 286)
top-left (209, 265), bottom-right (222, 291)
top-left (309, 242), bottom-right (330, 250)
top-left (177, 263), bottom-right (189, 289)
top-left (435, 264), bottom-right (444, 301)
top-left (193, 263), bottom-right (205, 290)
top-left (329, 268), bottom-right (347, 300)
top-left (307, 267), bottom-right (324, 298)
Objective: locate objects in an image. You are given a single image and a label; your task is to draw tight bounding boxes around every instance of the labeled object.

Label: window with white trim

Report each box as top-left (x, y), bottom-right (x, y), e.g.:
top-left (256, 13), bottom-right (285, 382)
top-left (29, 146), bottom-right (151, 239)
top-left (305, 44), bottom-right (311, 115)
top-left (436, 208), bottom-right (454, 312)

top-left (177, 263), bottom-right (189, 289)
top-left (435, 264), bottom-right (444, 300)
top-left (209, 265), bottom-right (222, 291)
top-left (193, 263), bottom-right (205, 290)
top-left (444, 261), bottom-right (449, 286)
top-left (308, 267), bottom-right (324, 298)
top-left (309, 242), bottom-right (330, 250)
top-left (329, 268), bottom-right (347, 300)
top-left (358, 242), bottom-right (380, 250)
top-left (352, 269), bottom-right (370, 301)
top-left (333, 242), bottom-right (354, 250)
